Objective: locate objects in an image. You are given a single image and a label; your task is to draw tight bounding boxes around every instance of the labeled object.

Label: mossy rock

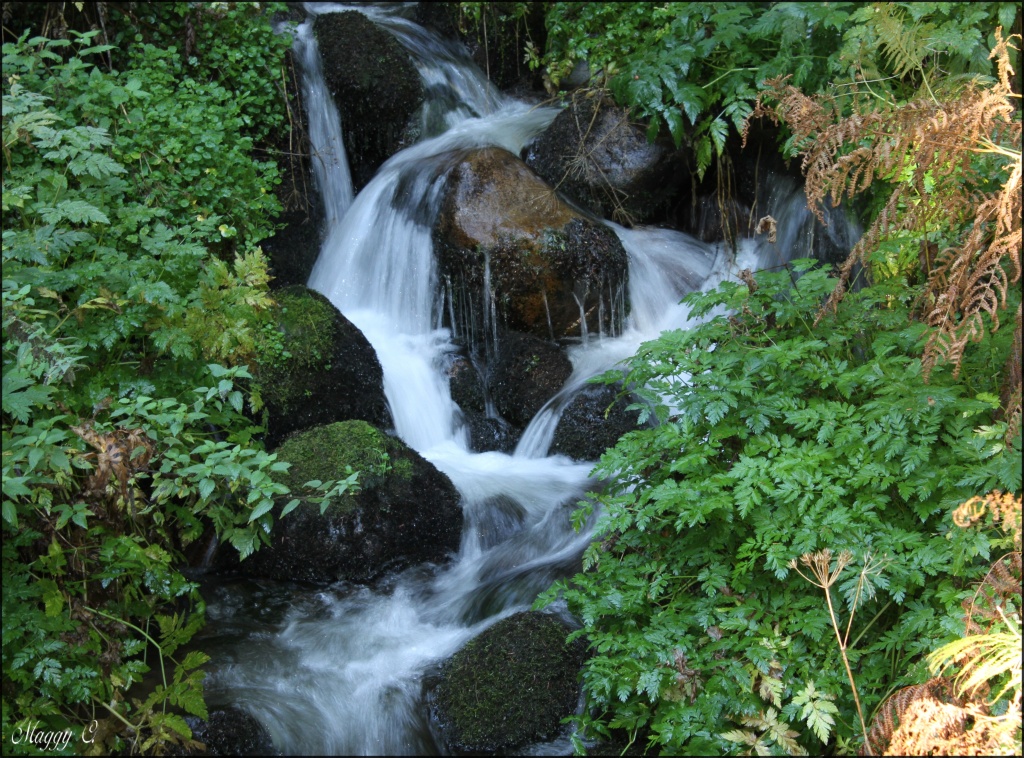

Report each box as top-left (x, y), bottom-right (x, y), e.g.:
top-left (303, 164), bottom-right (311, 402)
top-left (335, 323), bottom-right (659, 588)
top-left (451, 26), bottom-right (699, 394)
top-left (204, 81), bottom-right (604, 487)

top-left (432, 611), bottom-right (586, 753)
top-left (253, 285), bottom-right (390, 448)
top-left (434, 147), bottom-right (629, 343)
top-left (313, 11), bottom-right (424, 192)
top-left (223, 421), bottom-right (462, 584)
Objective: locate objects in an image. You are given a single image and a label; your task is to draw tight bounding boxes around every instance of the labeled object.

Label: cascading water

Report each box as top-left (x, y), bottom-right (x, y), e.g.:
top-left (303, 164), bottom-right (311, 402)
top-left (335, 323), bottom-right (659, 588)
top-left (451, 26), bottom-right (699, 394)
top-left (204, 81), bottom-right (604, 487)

top-left (199, 5), bottom-right (860, 754)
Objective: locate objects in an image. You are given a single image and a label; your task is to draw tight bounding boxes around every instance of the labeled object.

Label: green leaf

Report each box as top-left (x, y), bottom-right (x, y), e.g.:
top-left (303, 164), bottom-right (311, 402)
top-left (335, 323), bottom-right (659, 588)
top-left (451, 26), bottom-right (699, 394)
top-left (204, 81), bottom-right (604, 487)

top-left (248, 498), bottom-right (274, 523)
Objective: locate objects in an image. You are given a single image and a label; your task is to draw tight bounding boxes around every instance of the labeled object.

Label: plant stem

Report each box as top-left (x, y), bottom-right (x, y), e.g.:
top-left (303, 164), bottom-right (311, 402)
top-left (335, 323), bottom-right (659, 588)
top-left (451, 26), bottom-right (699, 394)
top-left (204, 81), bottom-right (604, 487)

top-left (823, 584), bottom-right (872, 754)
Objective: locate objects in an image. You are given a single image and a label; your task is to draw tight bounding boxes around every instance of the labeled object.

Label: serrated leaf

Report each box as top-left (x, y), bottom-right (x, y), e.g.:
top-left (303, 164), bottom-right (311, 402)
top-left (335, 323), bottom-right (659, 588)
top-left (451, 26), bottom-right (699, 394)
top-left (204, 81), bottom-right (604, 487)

top-left (198, 478), bottom-right (215, 502)
top-left (248, 498), bottom-right (274, 522)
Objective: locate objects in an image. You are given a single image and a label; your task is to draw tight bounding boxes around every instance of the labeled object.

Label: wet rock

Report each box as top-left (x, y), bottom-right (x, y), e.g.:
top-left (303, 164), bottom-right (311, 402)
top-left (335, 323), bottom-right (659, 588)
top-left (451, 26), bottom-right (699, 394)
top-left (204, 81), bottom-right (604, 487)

top-left (225, 421), bottom-right (463, 584)
top-left (260, 209), bottom-right (323, 289)
top-left (524, 92), bottom-right (684, 226)
top-left (432, 611), bottom-right (586, 753)
top-left (551, 381), bottom-right (640, 462)
top-left (252, 285), bottom-right (390, 449)
top-left (183, 707), bottom-right (275, 756)
top-left (461, 411), bottom-right (521, 454)
top-left (313, 11), bottom-right (424, 192)
top-left (446, 353), bottom-right (486, 414)
top-left (434, 147), bottom-right (628, 342)
top-left (488, 332), bottom-right (572, 428)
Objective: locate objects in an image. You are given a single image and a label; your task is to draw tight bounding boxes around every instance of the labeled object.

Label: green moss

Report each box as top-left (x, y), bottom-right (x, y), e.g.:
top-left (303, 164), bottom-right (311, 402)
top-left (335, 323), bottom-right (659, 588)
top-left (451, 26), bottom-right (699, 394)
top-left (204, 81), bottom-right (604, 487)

top-left (255, 286), bottom-right (336, 412)
top-left (273, 420), bottom-right (394, 498)
top-left (435, 612), bottom-right (583, 751)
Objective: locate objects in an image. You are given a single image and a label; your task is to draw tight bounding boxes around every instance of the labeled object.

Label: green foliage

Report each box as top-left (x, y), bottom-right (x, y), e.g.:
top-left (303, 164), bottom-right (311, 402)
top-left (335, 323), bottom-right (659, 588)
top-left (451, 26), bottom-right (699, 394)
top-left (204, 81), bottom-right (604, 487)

top-left (1, 17), bottom-right (356, 755)
top-left (537, 261), bottom-right (1020, 754)
top-left (536, 2), bottom-right (1018, 178)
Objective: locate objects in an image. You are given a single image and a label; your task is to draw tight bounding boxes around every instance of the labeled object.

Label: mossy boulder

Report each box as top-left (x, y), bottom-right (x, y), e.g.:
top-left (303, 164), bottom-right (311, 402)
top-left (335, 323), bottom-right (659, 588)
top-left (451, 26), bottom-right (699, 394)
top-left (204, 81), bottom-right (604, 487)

top-left (434, 147), bottom-right (629, 342)
top-left (550, 381), bottom-right (639, 461)
top-left (523, 92), bottom-right (684, 226)
top-left (488, 331), bottom-right (573, 428)
top-left (253, 285), bottom-right (389, 449)
top-left (314, 11), bottom-right (424, 192)
top-left (432, 611), bottom-right (586, 753)
top-left (228, 421), bottom-right (462, 584)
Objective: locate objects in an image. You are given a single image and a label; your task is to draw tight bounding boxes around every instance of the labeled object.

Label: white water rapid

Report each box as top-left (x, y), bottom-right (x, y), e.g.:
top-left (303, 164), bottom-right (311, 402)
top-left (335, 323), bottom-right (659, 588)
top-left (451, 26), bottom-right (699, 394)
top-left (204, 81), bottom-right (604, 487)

top-left (199, 5), bottom-right (859, 754)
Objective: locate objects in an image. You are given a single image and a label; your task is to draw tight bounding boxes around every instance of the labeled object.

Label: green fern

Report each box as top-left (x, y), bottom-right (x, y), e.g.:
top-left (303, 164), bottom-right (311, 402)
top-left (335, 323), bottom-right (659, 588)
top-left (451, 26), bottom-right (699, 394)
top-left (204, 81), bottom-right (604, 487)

top-left (871, 3), bottom-right (936, 80)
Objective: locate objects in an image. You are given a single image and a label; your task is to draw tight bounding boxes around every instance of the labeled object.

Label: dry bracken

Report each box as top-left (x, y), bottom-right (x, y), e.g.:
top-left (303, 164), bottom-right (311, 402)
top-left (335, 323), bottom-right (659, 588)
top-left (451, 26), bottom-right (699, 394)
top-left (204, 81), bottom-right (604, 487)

top-left (745, 30), bottom-right (1022, 443)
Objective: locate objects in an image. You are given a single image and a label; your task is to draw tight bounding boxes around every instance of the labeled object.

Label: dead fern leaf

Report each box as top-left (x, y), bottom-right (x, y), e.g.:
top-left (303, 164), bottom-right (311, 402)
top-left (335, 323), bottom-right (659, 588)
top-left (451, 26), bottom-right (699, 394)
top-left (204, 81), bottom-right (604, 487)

top-left (746, 29), bottom-right (1022, 442)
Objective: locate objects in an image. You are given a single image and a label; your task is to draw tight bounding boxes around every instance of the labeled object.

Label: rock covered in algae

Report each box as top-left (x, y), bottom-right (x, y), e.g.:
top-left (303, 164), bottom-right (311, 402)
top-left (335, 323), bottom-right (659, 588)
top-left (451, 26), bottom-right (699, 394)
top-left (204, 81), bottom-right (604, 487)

top-left (313, 11), bottom-right (424, 192)
top-left (223, 421), bottom-right (462, 584)
top-left (432, 611), bottom-right (587, 753)
top-left (252, 285), bottom-right (390, 449)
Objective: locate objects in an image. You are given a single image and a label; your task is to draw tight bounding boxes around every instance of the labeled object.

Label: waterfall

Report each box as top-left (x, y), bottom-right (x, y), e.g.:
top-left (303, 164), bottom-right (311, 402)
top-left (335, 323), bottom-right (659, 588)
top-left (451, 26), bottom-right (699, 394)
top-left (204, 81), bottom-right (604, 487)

top-left (201, 5), bottom-right (861, 754)
top-left (293, 19), bottom-right (354, 226)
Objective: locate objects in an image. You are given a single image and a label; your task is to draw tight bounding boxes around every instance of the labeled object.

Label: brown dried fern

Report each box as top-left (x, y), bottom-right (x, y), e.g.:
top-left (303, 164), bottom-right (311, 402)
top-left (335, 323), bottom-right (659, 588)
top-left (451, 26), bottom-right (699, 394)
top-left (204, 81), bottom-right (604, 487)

top-left (861, 677), bottom-right (962, 756)
top-left (745, 30), bottom-right (1023, 442)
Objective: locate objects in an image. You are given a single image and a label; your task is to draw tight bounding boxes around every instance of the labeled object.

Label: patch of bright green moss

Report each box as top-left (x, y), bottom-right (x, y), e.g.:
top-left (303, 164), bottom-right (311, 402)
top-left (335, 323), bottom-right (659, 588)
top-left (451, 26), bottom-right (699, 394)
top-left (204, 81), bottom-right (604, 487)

top-left (436, 612), bottom-right (582, 751)
top-left (274, 420), bottom-right (392, 489)
top-left (255, 286), bottom-right (336, 412)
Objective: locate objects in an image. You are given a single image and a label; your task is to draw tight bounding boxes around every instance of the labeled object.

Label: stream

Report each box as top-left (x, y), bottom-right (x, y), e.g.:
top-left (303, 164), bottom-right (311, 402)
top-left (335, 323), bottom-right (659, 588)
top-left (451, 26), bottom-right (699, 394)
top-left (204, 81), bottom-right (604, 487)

top-left (196, 4), bottom-right (858, 754)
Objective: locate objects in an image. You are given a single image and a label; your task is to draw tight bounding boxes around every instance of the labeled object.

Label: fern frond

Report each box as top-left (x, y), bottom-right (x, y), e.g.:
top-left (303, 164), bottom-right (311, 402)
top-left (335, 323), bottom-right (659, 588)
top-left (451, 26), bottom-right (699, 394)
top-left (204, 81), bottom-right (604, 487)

top-left (750, 29), bottom-right (1022, 406)
top-left (870, 4), bottom-right (935, 81)
top-left (928, 625), bottom-right (1022, 704)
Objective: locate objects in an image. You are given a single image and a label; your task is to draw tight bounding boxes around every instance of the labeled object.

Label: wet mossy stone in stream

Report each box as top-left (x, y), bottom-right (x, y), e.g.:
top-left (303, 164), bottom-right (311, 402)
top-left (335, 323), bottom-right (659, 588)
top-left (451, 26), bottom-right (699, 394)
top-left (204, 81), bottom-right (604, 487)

top-left (226, 421), bottom-right (462, 584)
top-left (487, 331), bottom-right (573, 428)
top-left (252, 285), bottom-right (390, 449)
top-left (432, 611), bottom-right (586, 753)
top-left (313, 11), bottom-right (424, 193)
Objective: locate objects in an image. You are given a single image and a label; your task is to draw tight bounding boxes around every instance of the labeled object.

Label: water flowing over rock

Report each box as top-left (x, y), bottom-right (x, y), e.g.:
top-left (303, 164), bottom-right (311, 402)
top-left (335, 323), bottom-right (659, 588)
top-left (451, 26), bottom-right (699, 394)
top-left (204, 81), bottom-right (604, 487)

top-left (313, 11), bottom-right (424, 192)
top-left (252, 286), bottom-right (390, 449)
top-left (197, 5), bottom-right (861, 754)
top-left (434, 146), bottom-right (629, 342)
top-left (431, 611), bottom-right (587, 753)
top-left (224, 421), bottom-right (462, 584)
top-left (524, 92), bottom-right (684, 225)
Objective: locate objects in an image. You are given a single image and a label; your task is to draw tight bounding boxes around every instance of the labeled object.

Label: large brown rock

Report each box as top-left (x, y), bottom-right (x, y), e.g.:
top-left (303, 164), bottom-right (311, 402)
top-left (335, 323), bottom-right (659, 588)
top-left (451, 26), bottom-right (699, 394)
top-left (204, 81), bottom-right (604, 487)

top-left (434, 147), bottom-right (628, 343)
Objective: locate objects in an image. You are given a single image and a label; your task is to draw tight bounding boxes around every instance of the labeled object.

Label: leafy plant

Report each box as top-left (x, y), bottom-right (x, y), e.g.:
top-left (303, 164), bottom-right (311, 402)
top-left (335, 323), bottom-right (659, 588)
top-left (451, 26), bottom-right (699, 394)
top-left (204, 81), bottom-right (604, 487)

top-left (533, 3), bottom-right (1018, 181)
top-left (748, 28), bottom-right (1022, 447)
top-left (537, 262), bottom-right (1020, 754)
top-left (1, 17), bottom-right (357, 755)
